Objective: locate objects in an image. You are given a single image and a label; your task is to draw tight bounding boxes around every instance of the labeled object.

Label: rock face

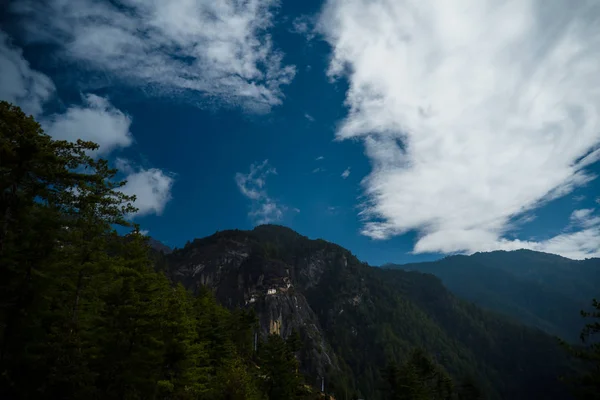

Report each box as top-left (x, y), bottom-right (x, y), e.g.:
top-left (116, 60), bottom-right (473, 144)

top-left (165, 226), bottom-right (342, 381)
top-left (148, 237), bottom-right (172, 254)
top-left (162, 225), bottom-right (576, 400)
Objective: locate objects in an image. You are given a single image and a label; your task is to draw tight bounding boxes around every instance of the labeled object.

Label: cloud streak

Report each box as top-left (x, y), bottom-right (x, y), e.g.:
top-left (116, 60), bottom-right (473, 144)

top-left (236, 160), bottom-right (286, 224)
top-left (290, 15), bottom-right (317, 41)
top-left (341, 167), bottom-right (351, 179)
top-left (13, 0), bottom-right (296, 112)
top-left (320, 0), bottom-right (600, 259)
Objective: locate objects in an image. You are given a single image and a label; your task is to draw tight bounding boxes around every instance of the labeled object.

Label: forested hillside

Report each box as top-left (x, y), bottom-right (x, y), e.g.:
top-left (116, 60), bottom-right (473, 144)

top-left (162, 224), bottom-right (583, 400)
top-left (1, 101), bottom-right (598, 400)
top-left (385, 250), bottom-right (600, 342)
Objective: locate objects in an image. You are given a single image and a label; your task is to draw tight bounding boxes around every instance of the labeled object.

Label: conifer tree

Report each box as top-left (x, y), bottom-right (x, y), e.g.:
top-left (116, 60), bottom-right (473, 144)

top-left (259, 333), bottom-right (303, 399)
top-left (0, 101), bottom-right (135, 397)
top-left (562, 298), bottom-right (600, 399)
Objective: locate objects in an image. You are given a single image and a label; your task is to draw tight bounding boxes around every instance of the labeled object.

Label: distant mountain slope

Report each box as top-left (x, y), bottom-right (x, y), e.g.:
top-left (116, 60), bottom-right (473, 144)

top-left (148, 237), bottom-right (172, 254)
top-left (385, 249), bottom-right (600, 342)
top-left (163, 225), bottom-right (576, 400)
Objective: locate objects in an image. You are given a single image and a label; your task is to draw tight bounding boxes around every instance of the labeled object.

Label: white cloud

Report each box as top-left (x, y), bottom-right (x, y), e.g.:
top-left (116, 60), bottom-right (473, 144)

top-left (235, 160), bottom-right (276, 200)
top-left (0, 31), bottom-right (132, 156)
top-left (305, 113), bottom-right (315, 122)
top-left (320, 0), bottom-right (600, 259)
top-left (119, 163), bottom-right (175, 217)
top-left (0, 29), bottom-right (172, 219)
top-left (570, 208), bottom-right (600, 229)
top-left (572, 195), bottom-right (586, 202)
top-left (341, 167), bottom-right (351, 179)
top-left (115, 157), bottom-right (135, 175)
top-left (313, 167), bottom-right (325, 173)
top-left (44, 94), bottom-right (133, 155)
top-left (290, 15), bottom-right (317, 41)
top-left (470, 208), bottom-right (600, 259)
top-left (236, 160), bottom-right (286, 224)
top-left (0, 30), bottom-right (55, 116)
top-left (250, 201), bottom-right (284, 224)
top-left (13, 0), bottom-right (295, 112)
top-left (316, 156), bottom-right (325, 161)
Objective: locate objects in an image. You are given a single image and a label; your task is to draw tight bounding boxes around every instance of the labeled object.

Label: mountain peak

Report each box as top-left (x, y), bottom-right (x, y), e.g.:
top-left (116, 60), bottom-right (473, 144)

top-left (148, 237), bottom-right (172, 254)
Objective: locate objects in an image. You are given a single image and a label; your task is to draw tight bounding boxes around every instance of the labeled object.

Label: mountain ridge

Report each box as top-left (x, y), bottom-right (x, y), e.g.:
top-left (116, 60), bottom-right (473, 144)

top-left (385, 249), bottom-right (600, 342)
top-left (156, 224), bottom-right (578, 399)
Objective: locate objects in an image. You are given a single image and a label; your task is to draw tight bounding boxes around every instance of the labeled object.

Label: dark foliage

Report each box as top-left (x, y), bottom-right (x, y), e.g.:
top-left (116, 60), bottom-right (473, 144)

top-left (561, 298), bottom-right (600, 399)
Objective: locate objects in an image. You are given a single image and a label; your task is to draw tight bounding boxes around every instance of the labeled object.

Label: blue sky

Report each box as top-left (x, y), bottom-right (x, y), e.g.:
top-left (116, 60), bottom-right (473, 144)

top-left (1, 0), bottom-right (600, 265)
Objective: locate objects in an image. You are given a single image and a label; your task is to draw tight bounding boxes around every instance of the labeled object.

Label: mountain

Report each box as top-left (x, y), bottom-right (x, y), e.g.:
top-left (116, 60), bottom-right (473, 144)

top-left (385, 249), bottom-right (600, 342)
top-left (162, 225), bottom-right (577, 400)
top-left (148, 237), bottom-right (173, 254)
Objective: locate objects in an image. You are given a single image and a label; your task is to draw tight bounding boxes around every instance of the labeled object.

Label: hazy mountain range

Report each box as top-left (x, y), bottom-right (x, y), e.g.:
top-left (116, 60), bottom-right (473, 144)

top-left (385, 250), bottom-right (600, 342)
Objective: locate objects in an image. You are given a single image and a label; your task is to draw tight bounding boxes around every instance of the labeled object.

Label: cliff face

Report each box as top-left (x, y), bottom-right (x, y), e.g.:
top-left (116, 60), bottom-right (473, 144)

top-left (162, 225), bottom-right (576, 400)
top-left (165, 226), bottom-right (342, 381)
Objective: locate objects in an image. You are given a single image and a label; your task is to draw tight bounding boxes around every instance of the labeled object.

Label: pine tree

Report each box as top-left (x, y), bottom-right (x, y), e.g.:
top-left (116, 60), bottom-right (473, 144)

top-left (456, 376), bottom-right (484, 400)
top-left (158, 283), bottom-right (211, 399)
top-left (0, 101), bottom-right (135, 397)
top-left (287, 328), bottom-right (303, 353)
top-left (381, 349), bottom-right (455, 400)
top-left (258, 333), bottom-right (303, 400)
top-left (562, 298), bottom-right (600, 399)
top-left (382, 361), bottom-right (404, 400)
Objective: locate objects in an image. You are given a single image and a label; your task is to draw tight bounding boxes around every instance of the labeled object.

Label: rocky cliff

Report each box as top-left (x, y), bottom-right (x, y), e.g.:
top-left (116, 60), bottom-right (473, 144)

top-left (165, 226), bottom-right (343, 384)
top-left (160, 225), bottom-right (576, 400)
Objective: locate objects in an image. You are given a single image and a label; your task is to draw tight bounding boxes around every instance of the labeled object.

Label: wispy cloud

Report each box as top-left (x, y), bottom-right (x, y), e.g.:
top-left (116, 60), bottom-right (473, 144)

top-left (12, 0), bottom-right (296, 112)
top-left (316, 156), bottom-right (324, 161)
top-left (0, 30), bottom-right (54, 116)
top-left (236, 160), bottom-right (286, 224)
top-left (320, 0), bottom-right (600, 259)
top-left (341, 167), bottom-right (351, 179)
top-left (313, 167), bottom-right (325, 173)
top-left (305, 113), bottom-right (315, 122)
top-left (327, 206), bottom-right (341, 215)
top-left (44, 94), bottom-right (133, 156)
top-left (572, 195), bottom-right (586, 202)
top-left (569, 208), bottom-right (600, 229)
top-left (290, 15), bottom-right (317, 41)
